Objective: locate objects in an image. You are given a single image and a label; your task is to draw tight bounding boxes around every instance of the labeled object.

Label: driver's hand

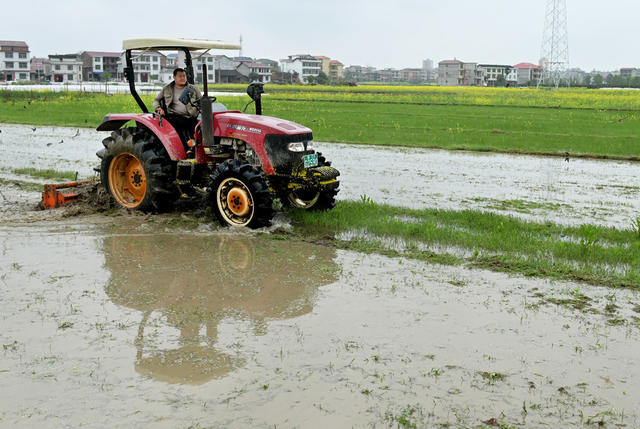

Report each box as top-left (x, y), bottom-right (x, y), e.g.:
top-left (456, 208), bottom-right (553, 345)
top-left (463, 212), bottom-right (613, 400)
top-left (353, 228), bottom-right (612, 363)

top-left (156, 108), bottom-right (165, 116)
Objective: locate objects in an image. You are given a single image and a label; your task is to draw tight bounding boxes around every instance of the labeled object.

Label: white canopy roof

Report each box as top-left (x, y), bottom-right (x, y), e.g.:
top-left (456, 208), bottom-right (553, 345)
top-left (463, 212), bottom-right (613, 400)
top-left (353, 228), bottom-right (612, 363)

top-left (122, 38), bottom-right (241, 51)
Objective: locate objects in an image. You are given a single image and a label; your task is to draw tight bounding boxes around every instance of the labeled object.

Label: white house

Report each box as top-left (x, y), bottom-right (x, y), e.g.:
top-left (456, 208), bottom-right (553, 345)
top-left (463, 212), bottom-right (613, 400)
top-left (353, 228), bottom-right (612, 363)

top-left (280, 54), bottom-right (321, 83)
top-left (237, 61), bottom-right (271, 83)
top-left (49, 54), bottom-right (83, 83)
top-left (1, 40), bottom-right (30, 81)
top-left (118, 51), bottom-right (166, 83)
top-left (191, 52), bottom-right (216, 84)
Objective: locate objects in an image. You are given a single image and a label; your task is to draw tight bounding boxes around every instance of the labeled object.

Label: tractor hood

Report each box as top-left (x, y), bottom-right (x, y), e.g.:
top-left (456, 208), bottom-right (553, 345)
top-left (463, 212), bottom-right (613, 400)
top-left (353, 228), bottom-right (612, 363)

top-left (214, 112), bottom-right (312, 137)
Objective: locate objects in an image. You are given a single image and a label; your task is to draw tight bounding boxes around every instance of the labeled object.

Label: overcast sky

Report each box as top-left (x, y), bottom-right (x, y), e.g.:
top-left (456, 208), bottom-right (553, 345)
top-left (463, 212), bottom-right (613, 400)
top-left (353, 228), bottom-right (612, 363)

top-left (4, 0), bottom-right (637, 71)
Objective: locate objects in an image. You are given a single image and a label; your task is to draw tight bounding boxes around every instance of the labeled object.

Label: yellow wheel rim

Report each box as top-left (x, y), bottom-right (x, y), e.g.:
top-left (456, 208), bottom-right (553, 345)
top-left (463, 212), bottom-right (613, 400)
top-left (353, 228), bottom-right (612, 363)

top-left (108, 153), bottom-right (147, 208)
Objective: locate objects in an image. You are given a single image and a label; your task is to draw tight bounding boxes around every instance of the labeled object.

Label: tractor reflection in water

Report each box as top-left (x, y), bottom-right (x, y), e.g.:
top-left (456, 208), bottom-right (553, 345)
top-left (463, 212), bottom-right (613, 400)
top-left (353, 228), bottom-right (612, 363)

top-left (102, 233), bottom-right (339, 384)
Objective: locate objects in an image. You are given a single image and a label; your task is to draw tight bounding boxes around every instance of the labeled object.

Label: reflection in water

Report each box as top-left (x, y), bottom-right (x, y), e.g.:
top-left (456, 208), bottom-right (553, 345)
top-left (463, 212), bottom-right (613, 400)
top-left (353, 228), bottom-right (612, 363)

top-left (101, 233), bottom-right (339, 384)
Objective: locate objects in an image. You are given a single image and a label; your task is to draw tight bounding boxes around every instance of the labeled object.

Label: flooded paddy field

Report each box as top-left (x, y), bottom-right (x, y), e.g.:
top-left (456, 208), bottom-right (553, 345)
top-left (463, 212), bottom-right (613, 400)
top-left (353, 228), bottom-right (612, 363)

top-left (2, 122), bottom-right (639, 228)
top-left (2, 120), bottom-right (640, 427)
top-left (2, 216), bottom-right (640, 428)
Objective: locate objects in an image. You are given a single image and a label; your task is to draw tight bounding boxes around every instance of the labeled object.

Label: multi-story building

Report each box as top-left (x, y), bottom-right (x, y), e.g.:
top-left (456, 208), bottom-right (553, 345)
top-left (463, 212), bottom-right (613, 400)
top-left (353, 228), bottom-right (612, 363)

top-left (620, 68), bottom-right (640, 78)
top-left (512, 62), bottom-right (542, 86)
top-left (213, 55), bottom-right (246, 83)
top-left (377, 68), bottom-right (401, 82)
top-left (118, 51), bottom-right (166, 83)
top-left (438, 60), bottom-right (481, 86)
top-left (30, 57), bottom-right (50, 82)
top-left (192, 52), bottom-right (216, 84)
top-left (280, 55), bottom-right (321, 83)
top-left (399, 68), bottom-right (426, 83)
top-left (343, 65), bottom-right (377, 82)
top-left (49, 54), bottom-right (83, 82)
top-left (328, 60), bottom-right (343, 81)
top-left (237, 61), bottom-right (272, 83)
top-left (422, 59), bottom-right (434, 71)
top-left (80, 51), bottom-right (120, 81)
top-left (477, 64), bottom-right (513, 86)
top-left (255, 58), bottom-right (279, 72)
top-left (315, 56), bottom-right (331, 76)
top-left (1, 40), bottom-right (30, 81)
top-left (314, 56), bottom-right (343, 81)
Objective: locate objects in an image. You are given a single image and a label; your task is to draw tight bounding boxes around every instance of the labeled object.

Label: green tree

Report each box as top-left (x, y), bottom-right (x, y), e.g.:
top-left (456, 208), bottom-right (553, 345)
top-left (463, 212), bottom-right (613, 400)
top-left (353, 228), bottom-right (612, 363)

top-left (592, 74), bottom-right (603, 87)
top-left (248, 72), bottom-right (260, 82)
top-left (583, 74), bottom-right (591, 87)
top-left (316, 71), bottom-right (329, 85)
top-left (495, 74), bottom-right (506, 87)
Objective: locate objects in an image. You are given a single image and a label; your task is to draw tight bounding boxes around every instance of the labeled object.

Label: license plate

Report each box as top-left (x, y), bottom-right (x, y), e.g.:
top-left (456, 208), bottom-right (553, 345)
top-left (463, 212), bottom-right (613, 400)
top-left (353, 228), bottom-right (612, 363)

top-left (304, 153), bottom-right (318, 168)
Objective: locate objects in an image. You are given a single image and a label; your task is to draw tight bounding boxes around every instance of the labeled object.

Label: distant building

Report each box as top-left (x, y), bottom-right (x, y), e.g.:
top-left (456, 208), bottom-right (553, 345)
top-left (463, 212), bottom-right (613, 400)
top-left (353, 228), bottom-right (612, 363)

top-left (118, 51), bottom-right (166, 83)
top-left (438, 60), bottom-right (480, 86)
top-left (49, 54), bottom-right (83, 82)
top-left (280, 55), bottom-right (321, 83)
top-left (30, 57), bottom-right (50, 82)
top-left (566, 67), bottom-right (587, 83)
top-left (399, 68), bottom-right (426, 83)
top-left (343, 65), bottom-right (377, 82)
top-left (1, 40), bottom-right (30, 81)
top-left (213, 55), bottom-right (246, 84)
top-left (255, 58), bottom-right (279, 72)
top-left (80, 51), bottom-right (120, 81)
top-left (329, 60), bottom-right (343, 81)
top-left (192, 52), bottom-right (216, 84)
top-left (315, 56), bottom-right (331, 76)
top-left (237, 61), bottom-right (272, 83)
top-left (512, 62), bottom-right (542, 86)
top-left (477, 64), bottom-right (513, 86)
top-left (620, 68), bottom-right (640, 78)
top-left (422, 59), bottom-right (434, 71)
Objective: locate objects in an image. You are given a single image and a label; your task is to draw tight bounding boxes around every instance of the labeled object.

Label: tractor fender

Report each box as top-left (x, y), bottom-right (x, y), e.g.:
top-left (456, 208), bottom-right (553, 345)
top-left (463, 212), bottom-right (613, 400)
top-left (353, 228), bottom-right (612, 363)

top-left (96, 113), bottom-right (186, 160)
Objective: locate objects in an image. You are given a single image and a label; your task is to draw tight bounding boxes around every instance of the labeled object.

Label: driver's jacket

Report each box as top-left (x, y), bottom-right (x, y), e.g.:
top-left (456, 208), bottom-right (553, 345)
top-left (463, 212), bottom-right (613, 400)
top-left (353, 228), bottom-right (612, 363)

top-left (153, 81), bottom-right (202, 118)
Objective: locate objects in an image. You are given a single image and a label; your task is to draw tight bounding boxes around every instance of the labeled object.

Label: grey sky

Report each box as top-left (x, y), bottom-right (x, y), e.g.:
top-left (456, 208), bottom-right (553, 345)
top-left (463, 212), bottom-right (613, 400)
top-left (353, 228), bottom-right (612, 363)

top-left (4, 0), bottom-right (637, 71)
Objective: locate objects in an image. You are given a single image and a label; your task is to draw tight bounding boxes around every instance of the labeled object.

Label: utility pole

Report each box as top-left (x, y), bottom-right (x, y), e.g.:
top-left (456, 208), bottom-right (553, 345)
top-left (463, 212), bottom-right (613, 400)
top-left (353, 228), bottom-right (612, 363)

top-left (239, 35), bottom-right (243, 57)
top-left (538, 0), bottom-right (569, 88)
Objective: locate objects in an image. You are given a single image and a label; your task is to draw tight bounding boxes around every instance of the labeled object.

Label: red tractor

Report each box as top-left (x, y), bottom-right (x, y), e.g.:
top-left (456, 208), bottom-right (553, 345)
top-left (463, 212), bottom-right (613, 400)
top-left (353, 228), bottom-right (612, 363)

top-left (96, 38), bottom-right (340, 228)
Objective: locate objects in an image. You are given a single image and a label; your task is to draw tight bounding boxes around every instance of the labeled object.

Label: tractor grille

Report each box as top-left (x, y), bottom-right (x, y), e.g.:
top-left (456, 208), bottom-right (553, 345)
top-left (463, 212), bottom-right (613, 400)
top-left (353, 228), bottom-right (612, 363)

top-left (264, 133), bottom-right (314, 174)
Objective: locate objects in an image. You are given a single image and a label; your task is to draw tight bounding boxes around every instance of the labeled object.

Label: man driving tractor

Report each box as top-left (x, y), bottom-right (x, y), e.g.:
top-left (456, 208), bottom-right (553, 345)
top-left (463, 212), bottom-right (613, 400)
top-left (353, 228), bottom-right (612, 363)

top-left (153, 67), bottom-right (201, 145)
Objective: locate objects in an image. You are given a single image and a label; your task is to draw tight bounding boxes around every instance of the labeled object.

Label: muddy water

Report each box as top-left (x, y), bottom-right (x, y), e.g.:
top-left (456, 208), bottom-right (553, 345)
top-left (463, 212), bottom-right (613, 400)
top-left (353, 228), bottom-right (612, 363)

top-left (1, 218), bottom-right (640, 428)
top-left (2, 123), bottom-right (640, 227)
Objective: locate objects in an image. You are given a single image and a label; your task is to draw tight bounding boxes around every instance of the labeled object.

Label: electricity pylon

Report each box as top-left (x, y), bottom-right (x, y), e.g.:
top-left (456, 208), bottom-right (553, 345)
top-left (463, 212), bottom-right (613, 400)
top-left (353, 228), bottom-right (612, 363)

top-left (538, 0), bottom-right (569, 88)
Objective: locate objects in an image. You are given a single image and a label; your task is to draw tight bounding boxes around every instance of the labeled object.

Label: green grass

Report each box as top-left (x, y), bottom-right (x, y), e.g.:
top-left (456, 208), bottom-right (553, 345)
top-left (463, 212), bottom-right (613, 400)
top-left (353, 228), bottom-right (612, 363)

top-left (2, 87), bottom-right (640, 158)
top-left (287, 200), bottom-right (640, 289)
top-left (9, 167), bottom-right (77, 181)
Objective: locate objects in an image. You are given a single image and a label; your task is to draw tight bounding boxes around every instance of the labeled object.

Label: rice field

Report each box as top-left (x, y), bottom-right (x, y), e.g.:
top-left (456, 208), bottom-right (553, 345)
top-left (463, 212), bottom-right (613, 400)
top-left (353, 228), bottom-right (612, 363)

top-left (1, 86), bottom-right (640, 158)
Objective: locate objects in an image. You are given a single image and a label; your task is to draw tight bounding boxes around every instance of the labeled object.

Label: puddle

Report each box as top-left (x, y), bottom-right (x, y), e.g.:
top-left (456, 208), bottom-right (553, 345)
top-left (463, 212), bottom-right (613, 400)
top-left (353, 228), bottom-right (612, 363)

top-left (2, 123), bottom-right (640, 228)
top-left (1, 220), bottom-right (640, 427)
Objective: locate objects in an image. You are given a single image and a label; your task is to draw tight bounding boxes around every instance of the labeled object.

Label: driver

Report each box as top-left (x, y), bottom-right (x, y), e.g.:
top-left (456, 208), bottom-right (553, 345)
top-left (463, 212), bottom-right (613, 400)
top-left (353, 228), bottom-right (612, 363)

top-left (153, 68), bottom-right (201, 145)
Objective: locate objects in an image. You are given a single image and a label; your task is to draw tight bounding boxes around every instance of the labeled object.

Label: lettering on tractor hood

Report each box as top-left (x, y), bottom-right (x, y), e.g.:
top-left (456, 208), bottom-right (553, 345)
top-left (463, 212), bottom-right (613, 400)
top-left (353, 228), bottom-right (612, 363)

top-left (227, 124), bottom-right (263, 134)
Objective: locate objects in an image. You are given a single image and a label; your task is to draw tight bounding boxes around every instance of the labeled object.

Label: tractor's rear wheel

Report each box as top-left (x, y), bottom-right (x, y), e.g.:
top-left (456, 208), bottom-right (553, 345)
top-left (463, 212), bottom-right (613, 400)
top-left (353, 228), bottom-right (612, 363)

top-left (98, 127), bottom-right (178, 211)
top-left (280, 152), bottom-right (339, 210)
top-left (208, 160), bottom-right (274, 228)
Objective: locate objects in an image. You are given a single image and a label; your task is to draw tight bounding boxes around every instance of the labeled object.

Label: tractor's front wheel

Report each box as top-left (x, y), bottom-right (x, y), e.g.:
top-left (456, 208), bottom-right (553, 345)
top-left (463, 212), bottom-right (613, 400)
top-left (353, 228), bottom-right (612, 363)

top-left (208, 160), bottom-right (274, 228)
top-left (280, 152), bottom-right (339, 211)
top-left (98, 128), bottom-right (178, 211)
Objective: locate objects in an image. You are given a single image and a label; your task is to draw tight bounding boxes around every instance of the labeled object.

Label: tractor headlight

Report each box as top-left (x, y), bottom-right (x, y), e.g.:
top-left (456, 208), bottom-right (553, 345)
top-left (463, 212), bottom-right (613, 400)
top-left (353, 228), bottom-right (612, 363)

top-left (287, 141), bottom-right (314, 152)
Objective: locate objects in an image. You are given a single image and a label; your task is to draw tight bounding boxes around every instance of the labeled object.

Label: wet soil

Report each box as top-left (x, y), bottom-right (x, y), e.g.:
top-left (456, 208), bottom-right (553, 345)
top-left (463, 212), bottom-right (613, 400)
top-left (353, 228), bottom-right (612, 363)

top-left (1, 218), bottom-right (640, 428)
top-left (2, 122), bottom-right (639, 228)
top-left (2, 123), bottom-right (640, 427)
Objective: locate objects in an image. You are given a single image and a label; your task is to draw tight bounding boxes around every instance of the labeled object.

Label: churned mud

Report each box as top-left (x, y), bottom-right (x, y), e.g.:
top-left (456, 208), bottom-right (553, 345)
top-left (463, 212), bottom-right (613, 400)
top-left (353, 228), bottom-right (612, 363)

top-left (2, 122), bottom-right (640, 228)
top-left (1, 216), bottom-right (640, 428)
